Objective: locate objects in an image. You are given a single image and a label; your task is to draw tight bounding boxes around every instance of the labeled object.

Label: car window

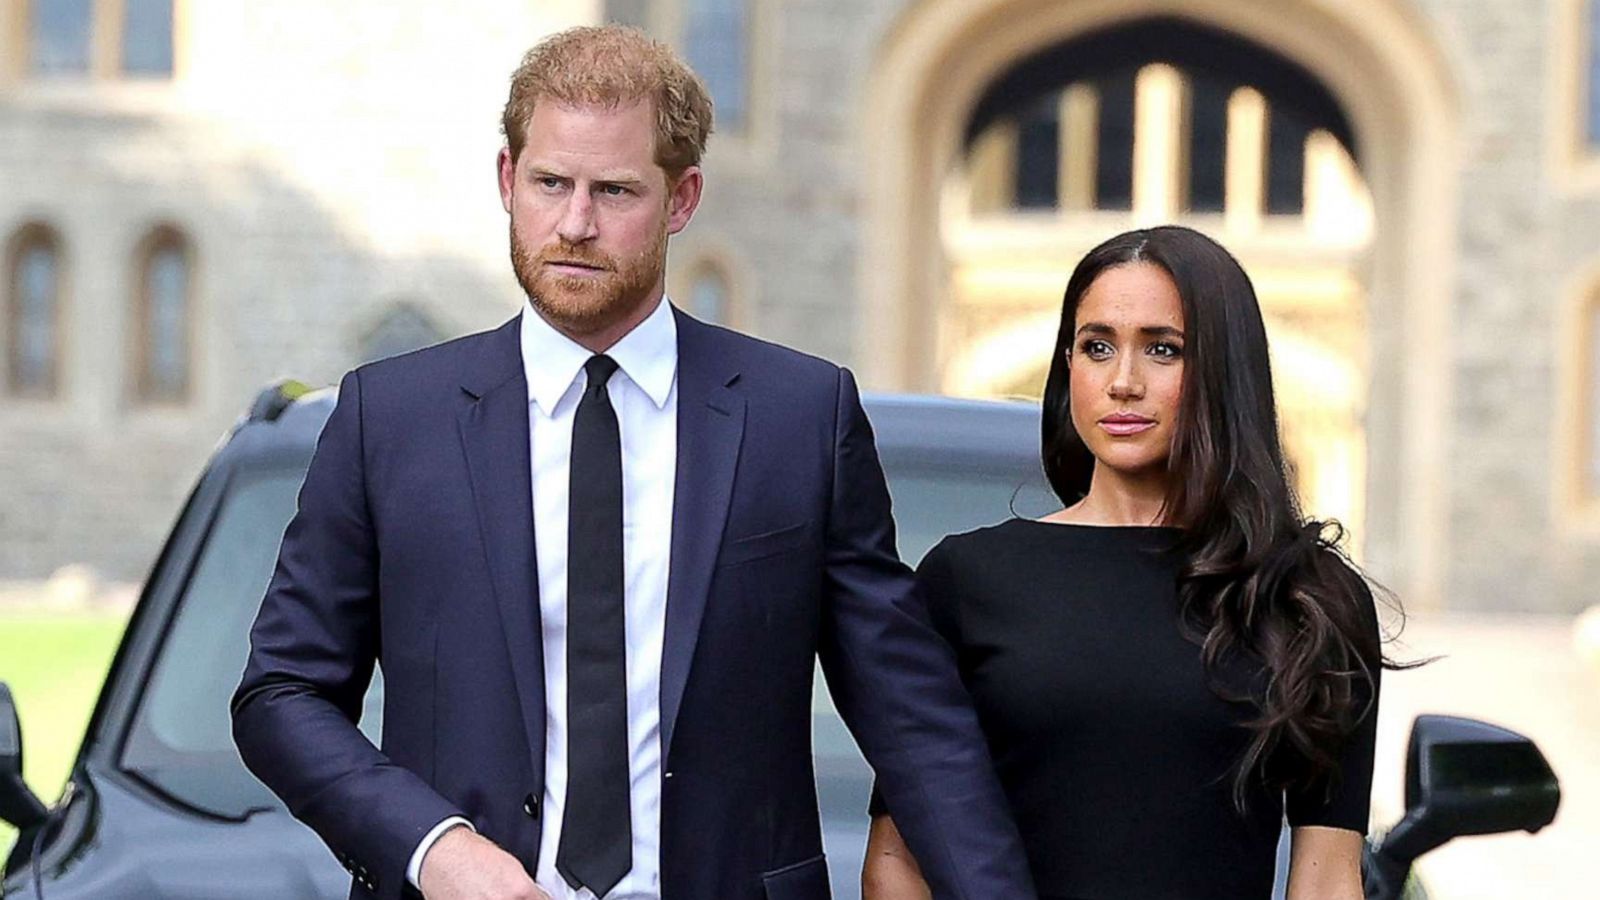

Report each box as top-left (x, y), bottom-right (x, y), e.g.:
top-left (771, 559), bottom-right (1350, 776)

top-left (119, 467), bottom-right (382, 818)
top-left (885, 463), bottom-right (1058, 565)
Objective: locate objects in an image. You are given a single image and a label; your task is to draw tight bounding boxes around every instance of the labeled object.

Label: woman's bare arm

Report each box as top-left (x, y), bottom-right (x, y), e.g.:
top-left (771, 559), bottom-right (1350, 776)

top-left (1286, 825), bottom-right (1365, 900)
top-left (862, 815), bottom-right (933, 900)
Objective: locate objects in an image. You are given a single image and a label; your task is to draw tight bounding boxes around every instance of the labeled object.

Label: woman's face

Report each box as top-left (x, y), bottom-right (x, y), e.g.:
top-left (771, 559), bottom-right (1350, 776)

top-left (1067, 262), bottom-right (1186, 479)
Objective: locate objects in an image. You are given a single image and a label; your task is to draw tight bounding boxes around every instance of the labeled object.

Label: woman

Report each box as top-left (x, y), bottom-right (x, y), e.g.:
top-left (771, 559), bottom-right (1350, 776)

top-left (864, 226), bottom-right (1388, 900)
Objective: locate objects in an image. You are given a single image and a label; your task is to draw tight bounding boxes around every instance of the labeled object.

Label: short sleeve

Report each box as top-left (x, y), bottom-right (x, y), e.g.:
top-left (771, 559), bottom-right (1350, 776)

top-left (867, 537), bottom-right (966, 819)
top-left (1286, 586), bottom-right (1381, 831)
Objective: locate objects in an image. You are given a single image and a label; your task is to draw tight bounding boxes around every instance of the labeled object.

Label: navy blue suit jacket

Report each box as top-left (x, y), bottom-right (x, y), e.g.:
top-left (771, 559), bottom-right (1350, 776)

top-left (231, 309), bottom-right (1033, 900)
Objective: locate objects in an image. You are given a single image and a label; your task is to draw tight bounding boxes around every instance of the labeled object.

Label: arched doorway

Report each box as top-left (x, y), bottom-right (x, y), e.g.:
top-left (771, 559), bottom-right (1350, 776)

top-left (941, 17), bottom-right (1374, 548)
top-left (860, 0), bottom-right (1459, 606)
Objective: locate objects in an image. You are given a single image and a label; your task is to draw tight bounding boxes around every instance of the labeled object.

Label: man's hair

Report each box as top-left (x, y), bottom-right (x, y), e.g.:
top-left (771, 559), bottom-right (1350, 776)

top-left (501, 25), bottom-right (714, 177)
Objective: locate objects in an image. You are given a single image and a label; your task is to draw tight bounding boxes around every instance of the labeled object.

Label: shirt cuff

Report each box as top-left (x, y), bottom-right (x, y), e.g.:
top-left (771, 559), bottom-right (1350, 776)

top-left (406, 816), bottom-right (475, 888)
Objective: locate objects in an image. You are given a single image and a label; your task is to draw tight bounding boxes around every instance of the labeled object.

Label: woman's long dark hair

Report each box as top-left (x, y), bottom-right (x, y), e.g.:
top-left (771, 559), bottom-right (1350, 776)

top-left (1042, 225), bottom-right (1395, 808)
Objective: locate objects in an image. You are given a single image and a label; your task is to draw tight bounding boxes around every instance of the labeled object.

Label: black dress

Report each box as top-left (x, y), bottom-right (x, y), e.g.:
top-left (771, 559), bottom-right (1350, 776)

top-left (871, 519), bottom-right (1379, 900)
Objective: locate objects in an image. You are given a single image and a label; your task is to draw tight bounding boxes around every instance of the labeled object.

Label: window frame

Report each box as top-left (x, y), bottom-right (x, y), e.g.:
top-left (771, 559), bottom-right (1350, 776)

top-left (654, 0), bottom-right (777, 168)
top-left (670, 246), bottom-right (751, 331)
top-left (3, 0), bottom-right (180, 85)
top-left (4, 222), bottom-right (67, 400)
top-left (1556, 266), bottom-right (1600, 532)
top-left (129, 223), bottom-right (195, 407)
top-left (1551, 0), bottom-right (1600, 191)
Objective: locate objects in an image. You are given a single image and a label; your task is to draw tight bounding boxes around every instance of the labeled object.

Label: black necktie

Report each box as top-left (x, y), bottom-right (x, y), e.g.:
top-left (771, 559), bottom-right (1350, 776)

top-left (556, 354), bottom-right (632, 897)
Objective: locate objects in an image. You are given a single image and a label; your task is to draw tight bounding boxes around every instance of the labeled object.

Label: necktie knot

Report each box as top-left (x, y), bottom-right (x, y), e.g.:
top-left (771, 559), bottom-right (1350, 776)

top-left (585, 355), bottom-right (620, 392)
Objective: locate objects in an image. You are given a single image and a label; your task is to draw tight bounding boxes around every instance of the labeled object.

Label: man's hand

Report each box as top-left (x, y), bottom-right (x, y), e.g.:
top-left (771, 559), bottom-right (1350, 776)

top-left (418, 826), bottom-right (552, 900)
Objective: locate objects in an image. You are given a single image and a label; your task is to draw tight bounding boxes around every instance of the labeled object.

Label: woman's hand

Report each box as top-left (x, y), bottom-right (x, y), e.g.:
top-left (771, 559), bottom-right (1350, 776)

top-left (862, 814), bottom-right (933, 900)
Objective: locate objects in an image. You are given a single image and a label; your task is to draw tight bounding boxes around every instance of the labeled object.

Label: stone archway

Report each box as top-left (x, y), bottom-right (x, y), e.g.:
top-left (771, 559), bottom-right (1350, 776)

top-left (858, 0), bottom-right (1460, 607)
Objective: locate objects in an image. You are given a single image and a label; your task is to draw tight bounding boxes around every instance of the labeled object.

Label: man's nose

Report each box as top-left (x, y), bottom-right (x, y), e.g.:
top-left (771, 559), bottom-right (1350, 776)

top-left (556, 191), bottom-right (599, 244)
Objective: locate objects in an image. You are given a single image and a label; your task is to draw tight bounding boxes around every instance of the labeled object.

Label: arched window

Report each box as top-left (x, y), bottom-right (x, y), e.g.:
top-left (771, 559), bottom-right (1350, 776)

top-left (683, 0), bottom-right (749, 132)
top-left (6, 224), bottom-right (64, 398)
top-left (359, 304), bottom-right (444, 363)
top-left (686, 264), bottom-right (732, 324)
top-left (132, 226), bottom-right (193, 404)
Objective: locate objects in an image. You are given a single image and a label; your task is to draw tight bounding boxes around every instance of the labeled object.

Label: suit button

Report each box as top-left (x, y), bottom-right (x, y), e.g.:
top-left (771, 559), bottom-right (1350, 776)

top-left (523, 793), bottom-right (540, 818)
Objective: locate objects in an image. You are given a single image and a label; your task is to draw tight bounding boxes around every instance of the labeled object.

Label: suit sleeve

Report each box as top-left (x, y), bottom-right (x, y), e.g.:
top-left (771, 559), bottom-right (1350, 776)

top-left (867, 539), bottom-right (963, 818)
top-left (815, 368), bottom-right (1034, 900)
top-left (231, 369), bottom-right (464, 900)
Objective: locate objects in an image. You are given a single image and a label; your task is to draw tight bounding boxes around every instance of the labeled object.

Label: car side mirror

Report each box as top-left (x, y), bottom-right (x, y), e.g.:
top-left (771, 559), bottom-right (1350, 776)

top-left (0, 681), bottom-right (49, 830)
top-left (1366, 715), bottom-right (1559, 899)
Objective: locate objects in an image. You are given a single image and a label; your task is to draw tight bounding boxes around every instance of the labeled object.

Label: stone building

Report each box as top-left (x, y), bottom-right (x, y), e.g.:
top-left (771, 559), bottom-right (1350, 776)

top-left (4, 0), bottom-right (1600, 615)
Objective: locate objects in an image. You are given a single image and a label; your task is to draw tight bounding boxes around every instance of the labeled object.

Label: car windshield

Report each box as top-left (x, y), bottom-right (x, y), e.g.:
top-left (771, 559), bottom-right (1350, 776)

top-left (115, 437), bottom-right (1052, 819)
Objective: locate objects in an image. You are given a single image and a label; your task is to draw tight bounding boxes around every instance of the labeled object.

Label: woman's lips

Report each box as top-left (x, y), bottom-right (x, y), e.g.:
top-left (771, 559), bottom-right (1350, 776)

top-left (1099, 416), bottom-right (1156, 436)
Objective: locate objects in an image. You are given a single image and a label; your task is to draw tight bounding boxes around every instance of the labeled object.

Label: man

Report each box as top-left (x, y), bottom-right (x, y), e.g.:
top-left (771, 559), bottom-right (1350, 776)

top-left (232, 25), bottom-right (1033, 900)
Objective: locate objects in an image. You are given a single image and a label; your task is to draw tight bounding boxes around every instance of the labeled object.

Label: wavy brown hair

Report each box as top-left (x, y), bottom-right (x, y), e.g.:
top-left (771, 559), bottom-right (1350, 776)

top-left (1042, 225), bottom-right (1399, 809)
top-left (501, 24), bottom-right (714, 177)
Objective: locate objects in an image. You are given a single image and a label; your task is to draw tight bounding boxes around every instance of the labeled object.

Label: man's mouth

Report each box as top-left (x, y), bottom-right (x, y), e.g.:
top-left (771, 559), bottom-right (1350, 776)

top-left (544, 259), bottom-right (608, 273)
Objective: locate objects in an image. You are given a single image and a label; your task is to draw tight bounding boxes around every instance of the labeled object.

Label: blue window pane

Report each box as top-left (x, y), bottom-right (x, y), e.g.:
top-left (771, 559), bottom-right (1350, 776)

top-left (688, 272), bottom-right (729, 323)
top-left (11, 241), bottom-right (59, 392)
top-left (684, 0), bottom-right (749, 131)
top-left (145, 243), bottom-right (189, 399)
top-left (31, 0), bottom-right (93, 74)
top-left (1589, 1), bottom-right (1600, 145)
top-left (122, 0), bottom-right (174, 75)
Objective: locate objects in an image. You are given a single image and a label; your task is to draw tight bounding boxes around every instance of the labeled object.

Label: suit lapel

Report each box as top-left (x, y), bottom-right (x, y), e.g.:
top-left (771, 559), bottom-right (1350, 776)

top-left (661, 311), bottom-right (744, 759)
top-left (457, 316), bottom-right (547, 778)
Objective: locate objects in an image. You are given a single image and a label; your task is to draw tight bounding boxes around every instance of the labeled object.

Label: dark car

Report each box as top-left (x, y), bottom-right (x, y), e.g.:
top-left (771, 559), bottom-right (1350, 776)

top-left (1, 383), bottom-right (1561, 899)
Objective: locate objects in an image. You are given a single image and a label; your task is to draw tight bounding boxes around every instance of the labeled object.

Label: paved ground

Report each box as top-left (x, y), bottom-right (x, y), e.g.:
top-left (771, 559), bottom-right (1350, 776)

top-left (1370, 611), bottom-right (1600, 899)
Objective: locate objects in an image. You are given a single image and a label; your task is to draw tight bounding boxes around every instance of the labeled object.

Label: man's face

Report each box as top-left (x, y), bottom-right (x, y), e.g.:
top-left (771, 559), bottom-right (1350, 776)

top-left (498, 99), bottom-right (701, 340)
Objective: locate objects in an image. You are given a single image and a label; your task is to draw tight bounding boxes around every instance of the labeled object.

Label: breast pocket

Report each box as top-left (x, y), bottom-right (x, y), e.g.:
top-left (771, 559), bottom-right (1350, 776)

top-left (718, 521), bottom-right (813, 568)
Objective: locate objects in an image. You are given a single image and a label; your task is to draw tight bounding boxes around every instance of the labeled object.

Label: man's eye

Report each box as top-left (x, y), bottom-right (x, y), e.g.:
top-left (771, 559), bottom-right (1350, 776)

top-left (600, 184), bottom-right (629, 196)
top-left (537, 176), bottom-right (563, 190)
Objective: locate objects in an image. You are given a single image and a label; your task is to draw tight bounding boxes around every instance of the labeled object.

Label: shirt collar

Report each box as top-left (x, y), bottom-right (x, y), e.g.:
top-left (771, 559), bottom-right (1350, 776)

top-left (520, 296), bottom-right (678, 416)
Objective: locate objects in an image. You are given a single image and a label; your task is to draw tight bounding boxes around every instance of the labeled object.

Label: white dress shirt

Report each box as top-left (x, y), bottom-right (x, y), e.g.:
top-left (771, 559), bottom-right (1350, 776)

top-left (408, 298), bottom-right (676, 898)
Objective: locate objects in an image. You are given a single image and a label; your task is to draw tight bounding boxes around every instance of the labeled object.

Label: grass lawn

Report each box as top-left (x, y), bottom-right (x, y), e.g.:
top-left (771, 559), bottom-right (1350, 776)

top-left (0, 610), bottom-right (130, 853)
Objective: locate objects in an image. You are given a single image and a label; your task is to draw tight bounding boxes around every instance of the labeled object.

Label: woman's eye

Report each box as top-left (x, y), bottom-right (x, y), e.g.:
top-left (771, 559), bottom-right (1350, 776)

top-left (1079, 339), bottom-right (1113, 360)
top-left (1149, 341), bottom-right (1184, 360)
